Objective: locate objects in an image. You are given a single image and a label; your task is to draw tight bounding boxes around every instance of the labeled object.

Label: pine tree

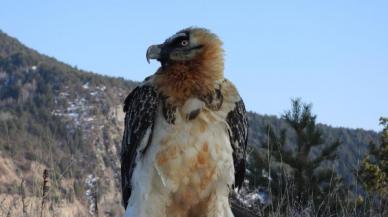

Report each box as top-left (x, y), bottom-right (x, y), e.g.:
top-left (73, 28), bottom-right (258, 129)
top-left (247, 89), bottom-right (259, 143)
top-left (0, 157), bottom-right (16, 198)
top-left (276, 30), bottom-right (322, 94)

top-left (359, 117), bottom-right (388, 198)
top-left (249, 99), bottom-right (342, 209)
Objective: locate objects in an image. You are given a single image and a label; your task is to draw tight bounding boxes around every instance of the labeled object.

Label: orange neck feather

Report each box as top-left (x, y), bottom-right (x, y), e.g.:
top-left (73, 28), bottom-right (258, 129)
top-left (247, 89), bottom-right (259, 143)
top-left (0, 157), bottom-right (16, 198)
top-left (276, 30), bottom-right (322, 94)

top-left (155, 43), bottom-right (224, 106)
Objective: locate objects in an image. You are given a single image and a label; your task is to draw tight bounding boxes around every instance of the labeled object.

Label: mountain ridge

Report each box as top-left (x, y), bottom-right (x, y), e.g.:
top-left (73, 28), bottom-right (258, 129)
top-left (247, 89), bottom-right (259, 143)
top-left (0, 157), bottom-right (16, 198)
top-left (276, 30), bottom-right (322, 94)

top-left (0, 30), bottom-right (379, 216)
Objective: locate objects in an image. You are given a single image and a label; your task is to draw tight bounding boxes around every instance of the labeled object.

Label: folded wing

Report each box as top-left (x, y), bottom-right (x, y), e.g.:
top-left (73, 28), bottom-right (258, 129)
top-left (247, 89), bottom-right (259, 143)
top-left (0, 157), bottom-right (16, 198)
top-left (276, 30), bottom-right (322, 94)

top-left (121, 84), bottom-right (159, 208)
top-left (226, 99), bottom-right (248, 189)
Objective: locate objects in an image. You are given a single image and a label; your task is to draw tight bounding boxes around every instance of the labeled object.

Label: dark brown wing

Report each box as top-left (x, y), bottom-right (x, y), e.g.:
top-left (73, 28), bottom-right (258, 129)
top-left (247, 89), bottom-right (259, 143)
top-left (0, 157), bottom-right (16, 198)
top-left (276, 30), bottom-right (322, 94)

top-left (226, 99), bottom-right (248, 189)
top-left (121, 84), bottom-right (158, 209)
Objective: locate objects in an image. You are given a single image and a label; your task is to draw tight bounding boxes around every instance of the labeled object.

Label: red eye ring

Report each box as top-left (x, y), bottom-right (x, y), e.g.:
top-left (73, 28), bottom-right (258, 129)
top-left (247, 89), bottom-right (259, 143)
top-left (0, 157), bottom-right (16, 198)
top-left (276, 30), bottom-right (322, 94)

top-left (181, 40), bottom-right (189, 46)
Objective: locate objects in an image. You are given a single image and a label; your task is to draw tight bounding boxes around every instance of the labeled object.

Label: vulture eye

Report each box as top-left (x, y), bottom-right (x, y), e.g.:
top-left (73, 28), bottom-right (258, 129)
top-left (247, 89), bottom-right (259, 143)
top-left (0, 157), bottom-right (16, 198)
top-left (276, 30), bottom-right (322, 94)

top-left (181, 40), bottom-right (189, 47)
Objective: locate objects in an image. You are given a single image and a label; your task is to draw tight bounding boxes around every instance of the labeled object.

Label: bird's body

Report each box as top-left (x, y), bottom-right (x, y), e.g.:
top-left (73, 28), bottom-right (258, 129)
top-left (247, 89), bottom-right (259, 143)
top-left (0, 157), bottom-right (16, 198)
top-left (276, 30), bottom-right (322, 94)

top-left (121, 28), bottom-right (247, 217)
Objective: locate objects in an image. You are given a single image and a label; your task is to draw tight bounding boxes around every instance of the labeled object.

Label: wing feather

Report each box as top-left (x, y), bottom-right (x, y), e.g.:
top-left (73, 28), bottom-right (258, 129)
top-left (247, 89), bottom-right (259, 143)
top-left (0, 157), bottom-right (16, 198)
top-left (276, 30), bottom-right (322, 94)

top-left (226, 99), bottom-right (248, 189)
top-left (121, 84), bottom-right (158, 208)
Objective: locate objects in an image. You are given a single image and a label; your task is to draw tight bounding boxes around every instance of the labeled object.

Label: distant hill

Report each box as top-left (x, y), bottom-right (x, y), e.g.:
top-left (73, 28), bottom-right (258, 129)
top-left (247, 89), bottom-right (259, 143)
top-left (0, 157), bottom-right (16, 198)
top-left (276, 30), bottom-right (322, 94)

top-left (0, 30), bottom-right (134, 216)
top-left (0, 30), bottom-right (379, 216)
top-left (247, 112), bottom-right (379, 185)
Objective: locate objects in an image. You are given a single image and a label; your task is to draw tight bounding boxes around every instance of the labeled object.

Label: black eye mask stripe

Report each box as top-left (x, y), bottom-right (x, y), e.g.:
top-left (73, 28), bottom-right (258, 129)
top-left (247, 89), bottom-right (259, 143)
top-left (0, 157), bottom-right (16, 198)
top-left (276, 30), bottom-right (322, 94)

top-left (173, 37), bottom-right (189, 47)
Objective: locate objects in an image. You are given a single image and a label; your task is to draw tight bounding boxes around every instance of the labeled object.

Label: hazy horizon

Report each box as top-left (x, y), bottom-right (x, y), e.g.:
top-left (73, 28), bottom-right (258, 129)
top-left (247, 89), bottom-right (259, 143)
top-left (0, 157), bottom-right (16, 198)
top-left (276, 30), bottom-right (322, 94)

top-left (1, 0), bottom-right (387, 131)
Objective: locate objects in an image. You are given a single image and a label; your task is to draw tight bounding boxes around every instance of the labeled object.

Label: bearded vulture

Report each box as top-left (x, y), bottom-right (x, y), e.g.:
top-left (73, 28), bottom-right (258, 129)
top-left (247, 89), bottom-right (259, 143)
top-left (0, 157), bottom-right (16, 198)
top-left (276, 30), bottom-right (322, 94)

top-left (121, 27), bottom-right (248, 217)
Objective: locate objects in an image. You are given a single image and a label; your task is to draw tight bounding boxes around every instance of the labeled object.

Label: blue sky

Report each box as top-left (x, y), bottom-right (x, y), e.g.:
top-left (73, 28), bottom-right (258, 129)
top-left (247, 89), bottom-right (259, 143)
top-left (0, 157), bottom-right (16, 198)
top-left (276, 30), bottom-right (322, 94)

top-left (1, 1), bottom-right (387, 131)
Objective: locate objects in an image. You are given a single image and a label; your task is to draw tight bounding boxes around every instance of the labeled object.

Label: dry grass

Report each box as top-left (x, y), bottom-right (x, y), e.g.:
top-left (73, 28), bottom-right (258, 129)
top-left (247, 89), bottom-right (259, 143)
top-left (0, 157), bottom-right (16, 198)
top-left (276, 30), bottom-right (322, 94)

top-left (0, 165), bottom-right (88, 217)
top-left (233, 186), bottom-right (387, 217)
top-left (0, 169), bottom-right (385, 217)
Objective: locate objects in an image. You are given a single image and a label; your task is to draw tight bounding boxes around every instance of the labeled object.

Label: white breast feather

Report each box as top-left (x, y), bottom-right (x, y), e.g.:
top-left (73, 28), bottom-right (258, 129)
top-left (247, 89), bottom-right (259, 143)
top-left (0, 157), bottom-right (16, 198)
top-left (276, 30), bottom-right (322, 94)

top-left (124, 97), bottom-right (236, 217)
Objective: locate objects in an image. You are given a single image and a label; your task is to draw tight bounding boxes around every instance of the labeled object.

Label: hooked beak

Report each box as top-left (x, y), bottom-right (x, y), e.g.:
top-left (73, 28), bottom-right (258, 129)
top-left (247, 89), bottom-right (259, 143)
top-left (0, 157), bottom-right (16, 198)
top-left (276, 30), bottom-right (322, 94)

top-left (146, 44), bottom-right (162, 64)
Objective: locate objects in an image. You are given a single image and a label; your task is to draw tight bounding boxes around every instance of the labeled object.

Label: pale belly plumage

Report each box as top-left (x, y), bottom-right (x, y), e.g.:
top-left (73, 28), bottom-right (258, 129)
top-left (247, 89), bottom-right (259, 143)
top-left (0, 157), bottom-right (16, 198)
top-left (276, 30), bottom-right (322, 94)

top-left (124, 100), bottom-right (235, 217)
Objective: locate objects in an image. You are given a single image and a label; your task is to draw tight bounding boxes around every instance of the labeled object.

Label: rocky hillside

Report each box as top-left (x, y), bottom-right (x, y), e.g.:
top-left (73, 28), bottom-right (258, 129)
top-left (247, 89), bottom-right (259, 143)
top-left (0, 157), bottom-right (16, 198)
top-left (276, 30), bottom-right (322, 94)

top-left (0, 30), bottom-right (379, 216)
top-left (0, 30), bottom-right (135, 216)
